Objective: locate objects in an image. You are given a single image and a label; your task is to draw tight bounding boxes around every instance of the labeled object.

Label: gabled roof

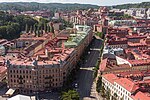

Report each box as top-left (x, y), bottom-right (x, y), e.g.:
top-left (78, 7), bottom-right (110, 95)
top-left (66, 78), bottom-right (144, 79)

top-left (132, 91), bottom-right (150, 100)
top-left (102, 73), bottom-right (118, 84)
top-left (115, 78), bottom-right (139, 92)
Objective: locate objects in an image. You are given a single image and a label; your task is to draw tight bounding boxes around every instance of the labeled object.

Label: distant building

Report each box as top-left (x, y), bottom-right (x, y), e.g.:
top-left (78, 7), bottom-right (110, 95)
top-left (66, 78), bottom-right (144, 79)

top-left (108, 20), bottom-right (137, 27)
top-left (54, 12), bottom-right (60, 19)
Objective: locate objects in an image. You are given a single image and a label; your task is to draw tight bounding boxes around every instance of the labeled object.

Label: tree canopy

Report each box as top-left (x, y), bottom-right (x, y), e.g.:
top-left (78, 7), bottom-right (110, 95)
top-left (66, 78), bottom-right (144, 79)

top-left (0, 11), bottom-right (38, 40)
top-left (61, 90), bottom-right (79, 100)
top-left (113, 2), bottom-right (150, 9)
top-left (0, 2), bottom-right (99, 12)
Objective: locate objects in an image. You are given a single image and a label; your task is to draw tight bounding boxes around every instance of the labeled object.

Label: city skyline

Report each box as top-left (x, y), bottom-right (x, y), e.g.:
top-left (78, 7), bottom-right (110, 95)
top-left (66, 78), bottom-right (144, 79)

top-left (0, 0), bottom-right (149, 6)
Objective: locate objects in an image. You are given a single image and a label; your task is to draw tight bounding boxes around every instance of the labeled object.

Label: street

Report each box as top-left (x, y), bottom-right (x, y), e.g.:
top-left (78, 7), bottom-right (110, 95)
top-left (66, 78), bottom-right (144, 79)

top-left (77, 37), bottom-right (103, 100)
top-left (0, 37), bottom-right (103, 100)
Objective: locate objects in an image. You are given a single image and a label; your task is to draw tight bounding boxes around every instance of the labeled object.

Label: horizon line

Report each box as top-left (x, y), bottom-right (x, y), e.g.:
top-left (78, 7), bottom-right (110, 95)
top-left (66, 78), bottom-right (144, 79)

top-left (0, 1), bottom-right (149, 6)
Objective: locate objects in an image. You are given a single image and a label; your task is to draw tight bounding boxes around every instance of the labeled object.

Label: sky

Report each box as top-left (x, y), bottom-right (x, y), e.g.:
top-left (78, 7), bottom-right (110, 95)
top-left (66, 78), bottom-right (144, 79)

top-left (0, 0), bottom-right (149, 6)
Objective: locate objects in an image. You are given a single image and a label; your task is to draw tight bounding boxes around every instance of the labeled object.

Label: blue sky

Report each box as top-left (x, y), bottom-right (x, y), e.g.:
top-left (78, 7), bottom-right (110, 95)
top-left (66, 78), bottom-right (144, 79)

top-left (0, 0), bottom-right (149, 6)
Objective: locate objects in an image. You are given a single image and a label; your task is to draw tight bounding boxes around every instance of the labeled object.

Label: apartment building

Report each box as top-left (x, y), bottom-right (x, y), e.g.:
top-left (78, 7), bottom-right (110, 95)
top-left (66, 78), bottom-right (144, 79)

top-left (102, 73), bottom-right (150, 100)
top-left (4, 25), bottom-right (93, 94)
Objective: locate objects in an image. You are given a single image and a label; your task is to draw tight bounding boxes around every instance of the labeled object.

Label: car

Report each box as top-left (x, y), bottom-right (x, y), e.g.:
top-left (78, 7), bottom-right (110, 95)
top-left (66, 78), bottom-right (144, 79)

top-left (75, 83), bottom-right (78, 88)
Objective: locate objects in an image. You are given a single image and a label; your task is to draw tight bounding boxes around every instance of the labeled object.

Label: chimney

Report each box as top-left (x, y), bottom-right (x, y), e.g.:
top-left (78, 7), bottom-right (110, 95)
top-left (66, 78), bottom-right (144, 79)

top-left (45, 48), bottom-right (49, 57)
top-left (36, 55), bottom-right (39, 61)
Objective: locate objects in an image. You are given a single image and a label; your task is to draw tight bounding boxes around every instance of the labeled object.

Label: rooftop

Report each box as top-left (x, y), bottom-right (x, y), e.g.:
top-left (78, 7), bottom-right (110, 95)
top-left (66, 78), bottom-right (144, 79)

top-left (64, 25), bottom-right (91, 48)
top-left (115, 78), bottom-right (138, 92)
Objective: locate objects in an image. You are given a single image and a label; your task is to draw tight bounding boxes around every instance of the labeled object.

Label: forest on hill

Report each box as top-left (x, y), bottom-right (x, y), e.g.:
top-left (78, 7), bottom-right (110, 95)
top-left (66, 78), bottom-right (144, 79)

top-left (0, 2), bottom-right (99, 12)
top-left (113, 2), bottom-right (150, 9)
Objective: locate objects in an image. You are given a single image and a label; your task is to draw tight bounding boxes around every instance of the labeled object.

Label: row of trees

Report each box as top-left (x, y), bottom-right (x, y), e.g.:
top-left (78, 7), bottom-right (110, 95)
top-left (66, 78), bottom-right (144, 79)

top-left (0, 11), bottom-right (38, 40)
top-left (25, 22), bottom-right (54, 37)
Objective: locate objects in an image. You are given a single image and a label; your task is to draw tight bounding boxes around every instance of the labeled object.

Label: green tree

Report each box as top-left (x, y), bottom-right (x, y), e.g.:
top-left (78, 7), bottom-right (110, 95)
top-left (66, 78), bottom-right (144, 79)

top-left (61, 90), bottom-right (79, 100)
top-left (33, 24), bottom-right (37, 37)
top-left (50, 24), bottom-right (54, 33)
top-left (44, 23), bottom-right (47, 33)
top-left (37, 30), bottom-right (40, 37)
top-left (106, 89), bottom-right (111, 100)
top-left (6, 25), bottom-right (16, 40)
top-left (96, 76), bottom-right (102, 93)
top-left (112, 93), bottom-right (118, 100)
top-left (41, 28), bottom-right (43, 35)
top-left (0, 26), bottom-right (7, 39)
top-left (101, 85), bottom-right (105, 97)
top-left (47, 25), bottom-right (50, 32)
top-left (25, 24), bottom-right (29, 33)
top-left (30, 25), bottom-right (33, 33)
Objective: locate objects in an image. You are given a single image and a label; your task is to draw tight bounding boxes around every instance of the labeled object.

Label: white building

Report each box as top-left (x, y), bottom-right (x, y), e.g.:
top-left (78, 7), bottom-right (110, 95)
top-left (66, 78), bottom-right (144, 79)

top-left (147, 8), bottom-right (150, 19)
top-left (102, 74), bottom-right (150, 100)
top-left (125, 8), bottom-right (147, 19)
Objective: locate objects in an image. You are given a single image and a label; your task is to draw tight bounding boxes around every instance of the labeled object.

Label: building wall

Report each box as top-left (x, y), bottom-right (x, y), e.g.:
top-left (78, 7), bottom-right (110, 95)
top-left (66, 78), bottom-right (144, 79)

top-left (102, 65), bottom-right (150, 75)
top-left (102, 77), bottom-right (134, 100)
top-left (7, 49), bottom-right (77, 94)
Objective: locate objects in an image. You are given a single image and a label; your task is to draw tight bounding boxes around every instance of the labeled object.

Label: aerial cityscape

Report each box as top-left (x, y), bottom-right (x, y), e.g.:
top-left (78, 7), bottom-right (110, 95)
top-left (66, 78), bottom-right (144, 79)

top-left (0, 0), bottom-right (150, 100)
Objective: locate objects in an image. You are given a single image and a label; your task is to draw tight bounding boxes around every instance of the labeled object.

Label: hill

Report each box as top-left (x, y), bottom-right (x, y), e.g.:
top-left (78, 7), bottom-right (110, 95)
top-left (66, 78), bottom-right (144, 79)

top-left (0, 2), bottom-right (99, 12)
top-left (112, 2), bottom-right (150, 9)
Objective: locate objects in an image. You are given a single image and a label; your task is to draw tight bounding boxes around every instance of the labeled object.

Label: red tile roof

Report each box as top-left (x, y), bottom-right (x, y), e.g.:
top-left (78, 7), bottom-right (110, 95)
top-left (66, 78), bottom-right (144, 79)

top-left (102, 73), bottom-right (118, 84)
top-left (115, 78), bottom-right (139, 92)
top-left (132, 91), bottom-right (150, 100)
top-left (128, 59), bottom-right (150, 66)
top-left (0, 66), bottom-right (7, 74)
top-left (99, 58), bottom-right (107, 71)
